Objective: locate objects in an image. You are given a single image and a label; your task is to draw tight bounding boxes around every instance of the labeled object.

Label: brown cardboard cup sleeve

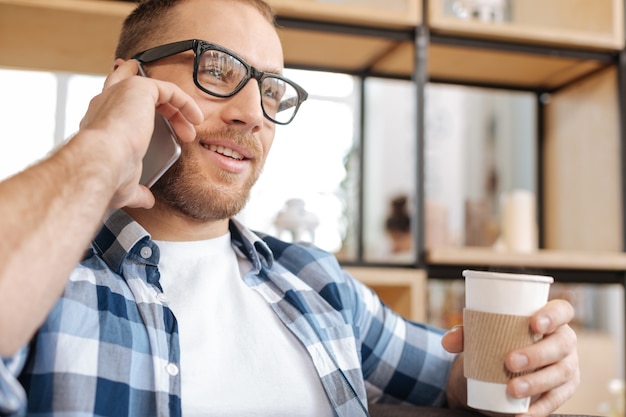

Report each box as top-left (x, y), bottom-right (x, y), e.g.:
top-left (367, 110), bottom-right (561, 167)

top-left (463, 309), bottom-right (542, 384)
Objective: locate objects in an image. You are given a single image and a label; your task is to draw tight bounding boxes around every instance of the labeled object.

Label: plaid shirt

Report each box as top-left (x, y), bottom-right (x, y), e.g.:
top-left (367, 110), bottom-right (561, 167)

top-left (1, 209), bottom-right (455, 417)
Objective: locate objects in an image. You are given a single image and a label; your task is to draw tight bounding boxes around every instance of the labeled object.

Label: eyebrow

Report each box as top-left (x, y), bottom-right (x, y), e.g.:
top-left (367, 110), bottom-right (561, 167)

top-left (263, 66), bottom-right (284, 76)
top-left (240, 54), bottom-right (283, 76)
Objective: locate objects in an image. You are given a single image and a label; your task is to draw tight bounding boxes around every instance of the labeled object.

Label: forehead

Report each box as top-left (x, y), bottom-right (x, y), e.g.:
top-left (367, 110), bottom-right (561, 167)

top-left (167, 0), bottom-right (284, 72)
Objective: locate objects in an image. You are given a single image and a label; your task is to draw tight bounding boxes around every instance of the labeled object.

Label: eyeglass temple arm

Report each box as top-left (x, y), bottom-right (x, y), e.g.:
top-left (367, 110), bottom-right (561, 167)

top-left (132, 40), bottom-right (196, 63)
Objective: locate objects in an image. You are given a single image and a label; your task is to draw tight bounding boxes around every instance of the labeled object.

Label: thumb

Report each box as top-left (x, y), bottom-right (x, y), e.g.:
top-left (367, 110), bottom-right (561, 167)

top-left (442, 325), bottom-right (464, 353)
top-left (128, 185), bottom-right (156, 209)
top-left (112, 185), bottom-right (156, 210)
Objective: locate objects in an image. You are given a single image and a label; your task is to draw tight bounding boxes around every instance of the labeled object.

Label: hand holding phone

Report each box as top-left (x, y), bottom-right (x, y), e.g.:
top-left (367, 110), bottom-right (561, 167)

top-left (136, 62), bottom-right (182, 188)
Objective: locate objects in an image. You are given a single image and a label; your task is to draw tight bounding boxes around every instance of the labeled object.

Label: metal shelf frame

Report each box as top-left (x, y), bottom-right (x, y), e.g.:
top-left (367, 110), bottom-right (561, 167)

top-left (277, 2), bottom-right (626, 377)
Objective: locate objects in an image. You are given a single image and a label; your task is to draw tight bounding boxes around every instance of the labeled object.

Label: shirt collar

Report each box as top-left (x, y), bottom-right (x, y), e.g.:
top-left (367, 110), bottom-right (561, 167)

top-left (229, 217), bottom-right (274, 271)
top-left (92, 209), bottom-right (274, 275)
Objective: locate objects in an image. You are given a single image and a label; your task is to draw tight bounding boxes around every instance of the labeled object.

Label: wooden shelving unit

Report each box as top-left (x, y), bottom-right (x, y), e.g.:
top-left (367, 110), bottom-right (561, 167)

top-left (2, 0), bottom-right (624, 299)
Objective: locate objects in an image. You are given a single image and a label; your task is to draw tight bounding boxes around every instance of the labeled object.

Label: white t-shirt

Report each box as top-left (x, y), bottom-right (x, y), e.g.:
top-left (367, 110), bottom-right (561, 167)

top-left (156, 234), bottom-right (334, 417)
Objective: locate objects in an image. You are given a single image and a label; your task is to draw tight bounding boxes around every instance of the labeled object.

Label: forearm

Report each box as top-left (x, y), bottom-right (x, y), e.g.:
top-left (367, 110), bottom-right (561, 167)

top-left (0, 133), bottom-right (119, 355)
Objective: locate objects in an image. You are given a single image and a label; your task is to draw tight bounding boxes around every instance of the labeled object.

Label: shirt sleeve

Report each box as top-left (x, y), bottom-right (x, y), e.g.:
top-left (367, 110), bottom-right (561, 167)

top-left (0, 348), bottom-right (28, 416)
top-left (342, 270), bottom-right (457, 407)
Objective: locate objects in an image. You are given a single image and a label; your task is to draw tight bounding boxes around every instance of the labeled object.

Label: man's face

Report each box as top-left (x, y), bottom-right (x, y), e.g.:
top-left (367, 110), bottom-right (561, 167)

top-left (147, 0), bottom-right (283, 222)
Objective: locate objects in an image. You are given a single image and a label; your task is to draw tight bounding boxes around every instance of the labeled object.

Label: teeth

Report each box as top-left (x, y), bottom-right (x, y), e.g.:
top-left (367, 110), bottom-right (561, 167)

top-left (207, 144), bottom-right (244, 160)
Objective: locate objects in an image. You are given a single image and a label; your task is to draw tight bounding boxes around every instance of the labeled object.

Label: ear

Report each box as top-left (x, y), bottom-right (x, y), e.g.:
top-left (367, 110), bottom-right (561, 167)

top-left (112, 58), bottom-right (126, 71)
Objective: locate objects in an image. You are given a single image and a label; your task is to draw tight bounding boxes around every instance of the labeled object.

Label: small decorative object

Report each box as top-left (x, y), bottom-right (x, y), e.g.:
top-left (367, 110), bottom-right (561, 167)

top-left (385, 195), bottom-right (412, 254)
top-left (274, 198), bottom-right (320, 243)
top-left (452, 0), bottom-right (507, 22)
top-left (498, 189), bottom-right (538, 253)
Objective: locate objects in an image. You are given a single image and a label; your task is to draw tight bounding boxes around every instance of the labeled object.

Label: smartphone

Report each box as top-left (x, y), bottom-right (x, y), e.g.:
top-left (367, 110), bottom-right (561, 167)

top-left (136, 61), bottom-right (182, 188)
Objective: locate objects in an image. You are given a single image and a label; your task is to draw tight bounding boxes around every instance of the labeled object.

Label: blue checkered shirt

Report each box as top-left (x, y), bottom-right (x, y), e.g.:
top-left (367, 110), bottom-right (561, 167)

top-left (1, 209), bottom-right (455, 416)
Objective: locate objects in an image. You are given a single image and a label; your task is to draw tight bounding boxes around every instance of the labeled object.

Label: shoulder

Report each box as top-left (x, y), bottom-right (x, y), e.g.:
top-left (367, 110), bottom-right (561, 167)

top-left (262, 235), bottom-right (344, 282)
top-left (260, 235), bottom-right (365, 312)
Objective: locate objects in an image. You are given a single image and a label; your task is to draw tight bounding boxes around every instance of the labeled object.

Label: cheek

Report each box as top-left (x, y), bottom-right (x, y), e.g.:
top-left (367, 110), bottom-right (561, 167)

top-left (197, 96), bottom-right (223, 120)
top-left (260, 129), bottom-right (275, 160)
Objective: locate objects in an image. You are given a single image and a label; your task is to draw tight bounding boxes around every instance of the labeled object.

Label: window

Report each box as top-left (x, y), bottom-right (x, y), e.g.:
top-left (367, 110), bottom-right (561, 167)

top-left (237, 69), bottom-right (360, 255)
top-left (0, 69), bottom-right (58, 180)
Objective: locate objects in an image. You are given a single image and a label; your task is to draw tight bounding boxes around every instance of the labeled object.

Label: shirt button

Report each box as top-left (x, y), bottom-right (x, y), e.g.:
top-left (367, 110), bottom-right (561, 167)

top-left (166, 363), bottom-right (179, 376)
top-left (140, 246), bottom-right (153, 259)
top-left (156, 293), bottom-right (168, 304)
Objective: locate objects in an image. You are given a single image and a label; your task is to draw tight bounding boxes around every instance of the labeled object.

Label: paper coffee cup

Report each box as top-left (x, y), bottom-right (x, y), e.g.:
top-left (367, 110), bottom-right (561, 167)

top-left (462, 270), bottom-right (553, 413)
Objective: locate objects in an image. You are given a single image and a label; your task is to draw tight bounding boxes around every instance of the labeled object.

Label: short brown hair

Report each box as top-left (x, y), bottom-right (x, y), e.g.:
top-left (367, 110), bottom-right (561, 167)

top-left (115, 0), bottom-right (276, 59)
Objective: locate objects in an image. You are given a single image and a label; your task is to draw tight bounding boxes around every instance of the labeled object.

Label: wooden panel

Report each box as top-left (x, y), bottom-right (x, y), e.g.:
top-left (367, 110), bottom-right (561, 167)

top-left (429, 0), bottom-right (624, 51)
top-left (512, 0), bottom-right (619, 35)
top-left (0, 0), bottom-right (414, 77)
top-left (0, 0), bottom-right (132, 74)
top-left (428, 247), bottom-right (626, 271)
top-left (278, 27), bottom-right (400, 73)
top-left (345, 267), bottom-right (427, 322)
top-left (370, 40), bottom-right (414, 77)
top-left (543, 67), bottom-right (622, 251)
top-left (428, 43), bottom-right (607, 89)
top-left (268, 0), bottom-right (421, 29)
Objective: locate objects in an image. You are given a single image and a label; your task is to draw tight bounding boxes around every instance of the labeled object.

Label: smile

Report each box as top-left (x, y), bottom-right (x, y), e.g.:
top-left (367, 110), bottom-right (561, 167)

top-left (203, 144), bottom-right (245, 160)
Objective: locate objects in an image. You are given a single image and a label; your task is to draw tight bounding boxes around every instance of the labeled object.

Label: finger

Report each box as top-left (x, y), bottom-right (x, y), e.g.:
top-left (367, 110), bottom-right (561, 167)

top-left (524, 381), bottom-right (578, 417)
top-left (152, 89), bottom-right (203, 142)
top-left (509, 360), bottom-right (579, 417)
top-left (508, 348), bottom-right (578, 397)
top-left (111, 185), bottom-right (155, 210)
top-left (155, 105), bottom-right (199, 143)
top-left (506, 324), bottom-right (577, 373)
top-left (441, 325), bottom-right (464, 353)
top-left (130, 185), bottom-right (156, 209)
top-left (531, 299), bottom-right (575, 335)
top-left (126, 59), bottom-right (203, 138)
top-left (102, 59), bottom-right (139, 90)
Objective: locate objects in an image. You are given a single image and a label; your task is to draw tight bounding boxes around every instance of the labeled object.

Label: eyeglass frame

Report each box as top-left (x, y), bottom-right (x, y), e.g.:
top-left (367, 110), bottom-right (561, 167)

top-left (131, 39), bottom-right (308, 125)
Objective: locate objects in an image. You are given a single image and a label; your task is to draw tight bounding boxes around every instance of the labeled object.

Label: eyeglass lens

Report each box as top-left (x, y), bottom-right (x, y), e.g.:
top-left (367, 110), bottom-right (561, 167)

top-left (198, 49), bottom-right (300, 124)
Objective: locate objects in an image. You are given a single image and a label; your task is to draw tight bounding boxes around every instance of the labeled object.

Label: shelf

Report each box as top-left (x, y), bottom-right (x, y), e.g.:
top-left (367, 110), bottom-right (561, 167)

top-left (262, 0), bottom-right (421, 76)
top-left (1, 0), bottom-right (620, 92)
top-left (0, 0), bottom-right (133, 74)
top-left (427, 247), bottom-right (626, 284)
top-left (427, 36), bottom-right (615, 91)
top-left (276, 24), bottom-right (412, 76)
top-left (429, 0), bottom-right (624, 51)
top-left (267, 0), bottom-right (421, 29)
top-left (275, 4), bottom-right (620, 91)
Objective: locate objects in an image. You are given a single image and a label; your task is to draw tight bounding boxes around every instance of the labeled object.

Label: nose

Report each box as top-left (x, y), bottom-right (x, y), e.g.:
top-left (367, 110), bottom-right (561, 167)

top-left (220, 79), bottom-right (265, 130)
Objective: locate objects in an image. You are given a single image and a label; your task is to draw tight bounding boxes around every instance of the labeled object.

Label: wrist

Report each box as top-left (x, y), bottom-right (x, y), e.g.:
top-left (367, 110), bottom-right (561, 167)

top-left (53, 130), bottom-right (123, 200)
top-left (446, 354), bottom-right (468, 409)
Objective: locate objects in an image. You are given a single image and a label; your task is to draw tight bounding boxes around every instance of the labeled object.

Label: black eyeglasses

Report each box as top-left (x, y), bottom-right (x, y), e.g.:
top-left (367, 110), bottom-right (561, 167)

top-left (132, 39), bottom-right (308, 125)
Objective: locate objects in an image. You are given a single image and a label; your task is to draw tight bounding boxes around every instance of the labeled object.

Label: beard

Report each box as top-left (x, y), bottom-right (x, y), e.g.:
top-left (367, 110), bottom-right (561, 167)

top-left (150, 127), bottom-right (264, 223)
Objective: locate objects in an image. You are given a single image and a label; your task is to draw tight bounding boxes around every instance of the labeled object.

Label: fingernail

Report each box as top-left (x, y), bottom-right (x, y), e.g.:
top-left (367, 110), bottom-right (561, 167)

top-left (536, 315), bottom-right (550, 333)
top-left (510, 353), bottom-right (528, 371)
top-left (513, 379), bottom-right (530, 397)
top-left (449, 324), bottom-right (462, 333)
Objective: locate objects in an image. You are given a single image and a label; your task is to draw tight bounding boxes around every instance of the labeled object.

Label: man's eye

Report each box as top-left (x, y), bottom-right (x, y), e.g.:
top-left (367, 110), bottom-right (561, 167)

top-left (262, 86), bottom-right (279, 100)
top-left (262, 79), bottom-right (285, 100)
top-left (199, 52), bottom-right (242, 83)
top-left (199, 65), bottom-right (223, 79)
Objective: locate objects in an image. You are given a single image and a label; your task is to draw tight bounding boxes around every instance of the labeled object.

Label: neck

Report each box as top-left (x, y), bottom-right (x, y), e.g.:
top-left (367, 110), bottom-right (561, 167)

top-left (124, 203), bottom-right (230, 241)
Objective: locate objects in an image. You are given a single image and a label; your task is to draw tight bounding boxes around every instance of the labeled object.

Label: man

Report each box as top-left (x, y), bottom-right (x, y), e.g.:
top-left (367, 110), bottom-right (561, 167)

top-left (1, 0), bottom-right (579, 416)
